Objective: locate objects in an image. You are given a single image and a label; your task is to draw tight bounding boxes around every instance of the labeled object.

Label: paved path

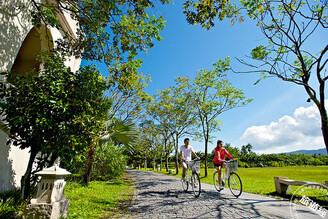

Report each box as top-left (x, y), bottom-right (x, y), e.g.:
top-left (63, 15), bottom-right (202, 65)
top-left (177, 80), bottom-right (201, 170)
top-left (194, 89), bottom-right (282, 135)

top-left (123, 170), bottom-right (324, 219)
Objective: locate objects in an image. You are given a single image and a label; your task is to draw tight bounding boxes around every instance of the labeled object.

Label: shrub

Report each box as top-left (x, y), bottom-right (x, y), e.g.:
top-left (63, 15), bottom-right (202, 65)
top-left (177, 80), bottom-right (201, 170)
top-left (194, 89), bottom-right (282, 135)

top-left (91, 143), bottom-right (126, 180)
top-left (0, 189), bottom-right (22, 218)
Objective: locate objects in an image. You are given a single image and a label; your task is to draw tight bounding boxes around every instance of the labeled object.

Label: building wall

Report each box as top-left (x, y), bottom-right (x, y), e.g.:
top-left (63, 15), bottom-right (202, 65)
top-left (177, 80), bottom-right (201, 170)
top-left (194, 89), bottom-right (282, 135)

top-left (0, 0), bottom-right (81, 192)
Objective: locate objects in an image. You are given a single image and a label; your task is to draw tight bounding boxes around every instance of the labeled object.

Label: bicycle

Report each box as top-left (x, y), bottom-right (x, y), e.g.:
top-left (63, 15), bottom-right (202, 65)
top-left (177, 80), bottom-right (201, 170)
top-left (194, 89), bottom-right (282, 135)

top-left (213, 160), bottom-right (242, 198)
top-left (181, 158), bottom-right (201, 197)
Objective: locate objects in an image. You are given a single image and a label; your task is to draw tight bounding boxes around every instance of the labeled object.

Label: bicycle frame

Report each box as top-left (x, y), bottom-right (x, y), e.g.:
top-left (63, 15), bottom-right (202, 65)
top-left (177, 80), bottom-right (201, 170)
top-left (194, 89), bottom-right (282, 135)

top-left (182, 161), bottom-right (196, 186)
top-left (213, 160), bottom-right (242, 198)
top-left (182, 159), bottom-right (201, 197)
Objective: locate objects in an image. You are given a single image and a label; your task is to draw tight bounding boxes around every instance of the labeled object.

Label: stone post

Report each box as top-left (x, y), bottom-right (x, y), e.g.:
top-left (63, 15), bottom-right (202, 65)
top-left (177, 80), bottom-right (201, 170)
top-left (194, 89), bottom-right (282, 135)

top-left (24, 165), bottom-right (71, 219)
top-left (274, 177), bottom-right (291, 194)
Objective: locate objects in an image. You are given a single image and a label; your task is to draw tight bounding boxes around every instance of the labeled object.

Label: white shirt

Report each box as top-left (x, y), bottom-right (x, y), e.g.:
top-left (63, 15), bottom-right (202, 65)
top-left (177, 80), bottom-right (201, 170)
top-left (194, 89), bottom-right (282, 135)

top-left (180, 145), bottom-right (194, 161)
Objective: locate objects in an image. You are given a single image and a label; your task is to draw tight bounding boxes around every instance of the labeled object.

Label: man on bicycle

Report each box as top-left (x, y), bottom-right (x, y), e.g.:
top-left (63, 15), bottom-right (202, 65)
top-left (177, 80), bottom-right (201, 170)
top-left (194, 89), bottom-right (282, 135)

top-left (180, 138), bottom-right (200, 181)
top-left (214, 140), bottom-right (234, 190)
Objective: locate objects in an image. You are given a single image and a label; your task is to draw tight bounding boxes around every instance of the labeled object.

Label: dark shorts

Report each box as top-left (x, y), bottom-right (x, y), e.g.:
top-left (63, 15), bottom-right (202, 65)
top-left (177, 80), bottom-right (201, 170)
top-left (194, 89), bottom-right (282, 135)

top-left (214, 163), bottom-right (223, 167)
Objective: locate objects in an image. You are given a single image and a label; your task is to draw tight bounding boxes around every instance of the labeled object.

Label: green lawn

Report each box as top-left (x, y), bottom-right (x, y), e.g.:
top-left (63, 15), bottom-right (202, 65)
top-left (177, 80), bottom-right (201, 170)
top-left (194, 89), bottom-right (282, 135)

top-left (228, 166), bottom-right (328, 195)
top-left (64, 175), bottom-right (134, 218)
top-left (144, 166), bottom-right (328, 206)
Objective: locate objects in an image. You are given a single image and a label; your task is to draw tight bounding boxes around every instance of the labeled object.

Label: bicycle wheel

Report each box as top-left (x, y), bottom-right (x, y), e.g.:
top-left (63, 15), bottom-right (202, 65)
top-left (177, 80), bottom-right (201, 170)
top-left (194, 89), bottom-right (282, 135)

top-left (228, 172), bottom-right (242, 198)
top-left (213, 171), bottom-right (222, 192)
top-left (191, 172), bottom-right (201, 197)
top-left (182, 178), bottom-right (188, 192)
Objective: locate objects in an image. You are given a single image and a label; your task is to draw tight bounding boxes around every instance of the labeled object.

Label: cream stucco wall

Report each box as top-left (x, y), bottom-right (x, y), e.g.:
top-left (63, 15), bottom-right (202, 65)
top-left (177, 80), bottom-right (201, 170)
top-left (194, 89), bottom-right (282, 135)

top-left (0, 0), bottom-right (33, 73)
top-left (0, 0), bottom-right (34, 193)
top-left (0, 0), bottom-right (81, 192)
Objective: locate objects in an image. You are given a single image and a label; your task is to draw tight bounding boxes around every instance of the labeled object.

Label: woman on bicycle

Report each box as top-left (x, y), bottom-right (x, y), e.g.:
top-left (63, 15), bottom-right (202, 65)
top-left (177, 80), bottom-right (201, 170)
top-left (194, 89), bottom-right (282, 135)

top-left (214, 140), bottom-right (234, 190)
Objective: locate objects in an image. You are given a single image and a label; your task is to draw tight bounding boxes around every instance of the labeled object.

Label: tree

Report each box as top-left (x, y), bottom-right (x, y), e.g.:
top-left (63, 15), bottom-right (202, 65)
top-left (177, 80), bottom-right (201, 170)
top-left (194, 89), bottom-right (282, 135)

top-left (156, 124), bottom-right (174, 172)
top-left (135, 120), bottom-right (158, 169)
top-left (190, 58), bottom-right (252, 176)
top-left (83, 109), bottom-right (138, 185)
top-left (182, 0), bottom-right (328, 154)
top-left (31, 0), bottom-right (166, 72)
top-left (106, 72), bottom-right (152, 124)
top-left (0, 55), bottom-right (109, 198)
top-left (224, 143), bottom-right (240, 159)
top-left (149, 78), bottom-right (197, 174)
top-left (1, 0), bottom-right (168, 196)
top-left (96, 113), bottom-right (138, 178)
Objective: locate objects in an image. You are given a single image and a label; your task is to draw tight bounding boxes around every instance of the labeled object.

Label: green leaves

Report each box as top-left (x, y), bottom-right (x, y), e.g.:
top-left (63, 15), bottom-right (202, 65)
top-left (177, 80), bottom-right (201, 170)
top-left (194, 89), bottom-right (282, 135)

top-left (30, 0), bottom-right (167, 95)
top-left (183, 0), bottom-right (240, 29)
top-left (191, 58), bottom-right (252, 133)
top-left (0, 54), bottom-right (109, 159)
top-left (251, 45), bottom-right (270, 60)
top-left (292, 56), bottom-right (313, 79)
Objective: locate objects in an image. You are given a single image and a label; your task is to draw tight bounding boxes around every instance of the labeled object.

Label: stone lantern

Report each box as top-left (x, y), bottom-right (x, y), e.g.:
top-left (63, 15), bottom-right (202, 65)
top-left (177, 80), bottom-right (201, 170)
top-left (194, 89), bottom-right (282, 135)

top-left (24, 165), bottom-right (71, 219)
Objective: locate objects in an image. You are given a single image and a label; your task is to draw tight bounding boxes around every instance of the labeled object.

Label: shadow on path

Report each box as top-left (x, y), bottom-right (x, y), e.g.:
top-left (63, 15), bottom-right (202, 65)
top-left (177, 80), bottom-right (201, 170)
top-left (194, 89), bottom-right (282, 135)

top-left (123, 170), bottom-right (286, 218)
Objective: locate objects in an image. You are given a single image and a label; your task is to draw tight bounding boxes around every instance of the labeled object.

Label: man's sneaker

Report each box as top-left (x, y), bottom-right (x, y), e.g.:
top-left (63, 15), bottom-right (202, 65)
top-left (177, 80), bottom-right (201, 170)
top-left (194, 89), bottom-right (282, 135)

top-left (219, 185), bottom-right (224, 190)
top-left (181, 178), bottom-right (185, 182)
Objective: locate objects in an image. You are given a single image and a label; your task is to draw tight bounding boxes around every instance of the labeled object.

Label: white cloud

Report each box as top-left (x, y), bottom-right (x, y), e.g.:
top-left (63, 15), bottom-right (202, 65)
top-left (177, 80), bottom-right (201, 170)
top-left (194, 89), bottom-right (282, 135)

top-left (241, 102), bottom-right (325, 154)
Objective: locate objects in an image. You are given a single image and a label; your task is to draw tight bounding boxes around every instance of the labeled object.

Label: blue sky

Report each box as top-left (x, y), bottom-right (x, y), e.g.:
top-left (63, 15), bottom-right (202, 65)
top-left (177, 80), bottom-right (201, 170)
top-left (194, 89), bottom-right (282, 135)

top-left (137, 1), bottom-right (327, 154)
top-left (83, 1), bottom-right (327, 154)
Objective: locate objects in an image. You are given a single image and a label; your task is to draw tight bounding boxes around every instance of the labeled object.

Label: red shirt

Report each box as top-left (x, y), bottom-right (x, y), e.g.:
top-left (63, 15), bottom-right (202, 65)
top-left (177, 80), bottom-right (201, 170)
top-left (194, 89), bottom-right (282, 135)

top-left (214, 147), bottom-right (233, 164)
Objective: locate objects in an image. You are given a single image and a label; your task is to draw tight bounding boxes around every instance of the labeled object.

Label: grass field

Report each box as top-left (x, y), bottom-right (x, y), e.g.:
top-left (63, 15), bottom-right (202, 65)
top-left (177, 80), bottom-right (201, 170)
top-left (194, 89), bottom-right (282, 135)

top-left (142, 166), bottom-right (328, 206)
top-left (64, 174), bottom-right (134, 218)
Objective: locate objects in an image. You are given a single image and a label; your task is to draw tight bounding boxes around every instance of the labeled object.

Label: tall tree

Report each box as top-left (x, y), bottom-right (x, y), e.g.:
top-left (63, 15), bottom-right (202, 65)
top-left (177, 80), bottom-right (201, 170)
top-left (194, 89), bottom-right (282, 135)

top-left (149, 78), bottom-right (196, 174)
top-left (106, 72), bottom-right (152, 123)
top-left (183, 0), bottom-right (328, 154)
top-left (190, 58), bottom-right (252, 176)
top-left (136, 120), bottom-right (158, 169)
top-left (156, 124), bottom-right (174, 172)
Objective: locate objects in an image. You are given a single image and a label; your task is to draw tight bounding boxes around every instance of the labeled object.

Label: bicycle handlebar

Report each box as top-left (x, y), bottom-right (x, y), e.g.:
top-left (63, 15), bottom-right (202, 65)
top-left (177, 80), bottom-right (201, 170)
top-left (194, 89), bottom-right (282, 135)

top-left (182, 158), bottom-right (200, 162)
top-left (223, 159), bottom-right (236, 164)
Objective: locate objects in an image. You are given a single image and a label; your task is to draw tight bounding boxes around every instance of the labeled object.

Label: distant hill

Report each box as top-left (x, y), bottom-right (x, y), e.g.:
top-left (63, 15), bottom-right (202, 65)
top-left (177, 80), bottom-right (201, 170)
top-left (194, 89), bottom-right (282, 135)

top-left (282, 148), bottom-right (327, 155)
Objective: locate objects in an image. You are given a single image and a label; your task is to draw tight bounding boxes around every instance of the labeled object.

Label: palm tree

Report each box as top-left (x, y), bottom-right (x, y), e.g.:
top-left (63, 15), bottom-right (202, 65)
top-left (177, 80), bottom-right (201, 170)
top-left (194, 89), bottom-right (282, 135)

top-left (83, 109), bottom-right (138, 184)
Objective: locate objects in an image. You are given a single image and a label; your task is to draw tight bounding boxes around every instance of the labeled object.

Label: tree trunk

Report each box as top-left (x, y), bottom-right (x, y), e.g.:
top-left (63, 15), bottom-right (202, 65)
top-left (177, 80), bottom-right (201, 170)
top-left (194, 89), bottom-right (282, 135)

top-left (153, 157), bottom-right (155, 170)
top-left (319, 82), bottom-right (328, 154)
top-left (160, 157), bottom-right (163, 171)
top-left (83, 148), bottom-right (95, 185)
top-left (21, 148), bottom-right (38, 199)
top-left (322, 122), bottom-right (328, 154)
top-left (204, 136), bottom-right (208, 177)
top-left (307, 80), bottom-right (328, 154)
top-left (144, 156), bottom-right (147, 169)
top-left (175, 133), bottom-right (179, 174)
top-left (319, 103), bottom-right (328, 154)
top-left (165, 139), bottom-right (169, 172)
